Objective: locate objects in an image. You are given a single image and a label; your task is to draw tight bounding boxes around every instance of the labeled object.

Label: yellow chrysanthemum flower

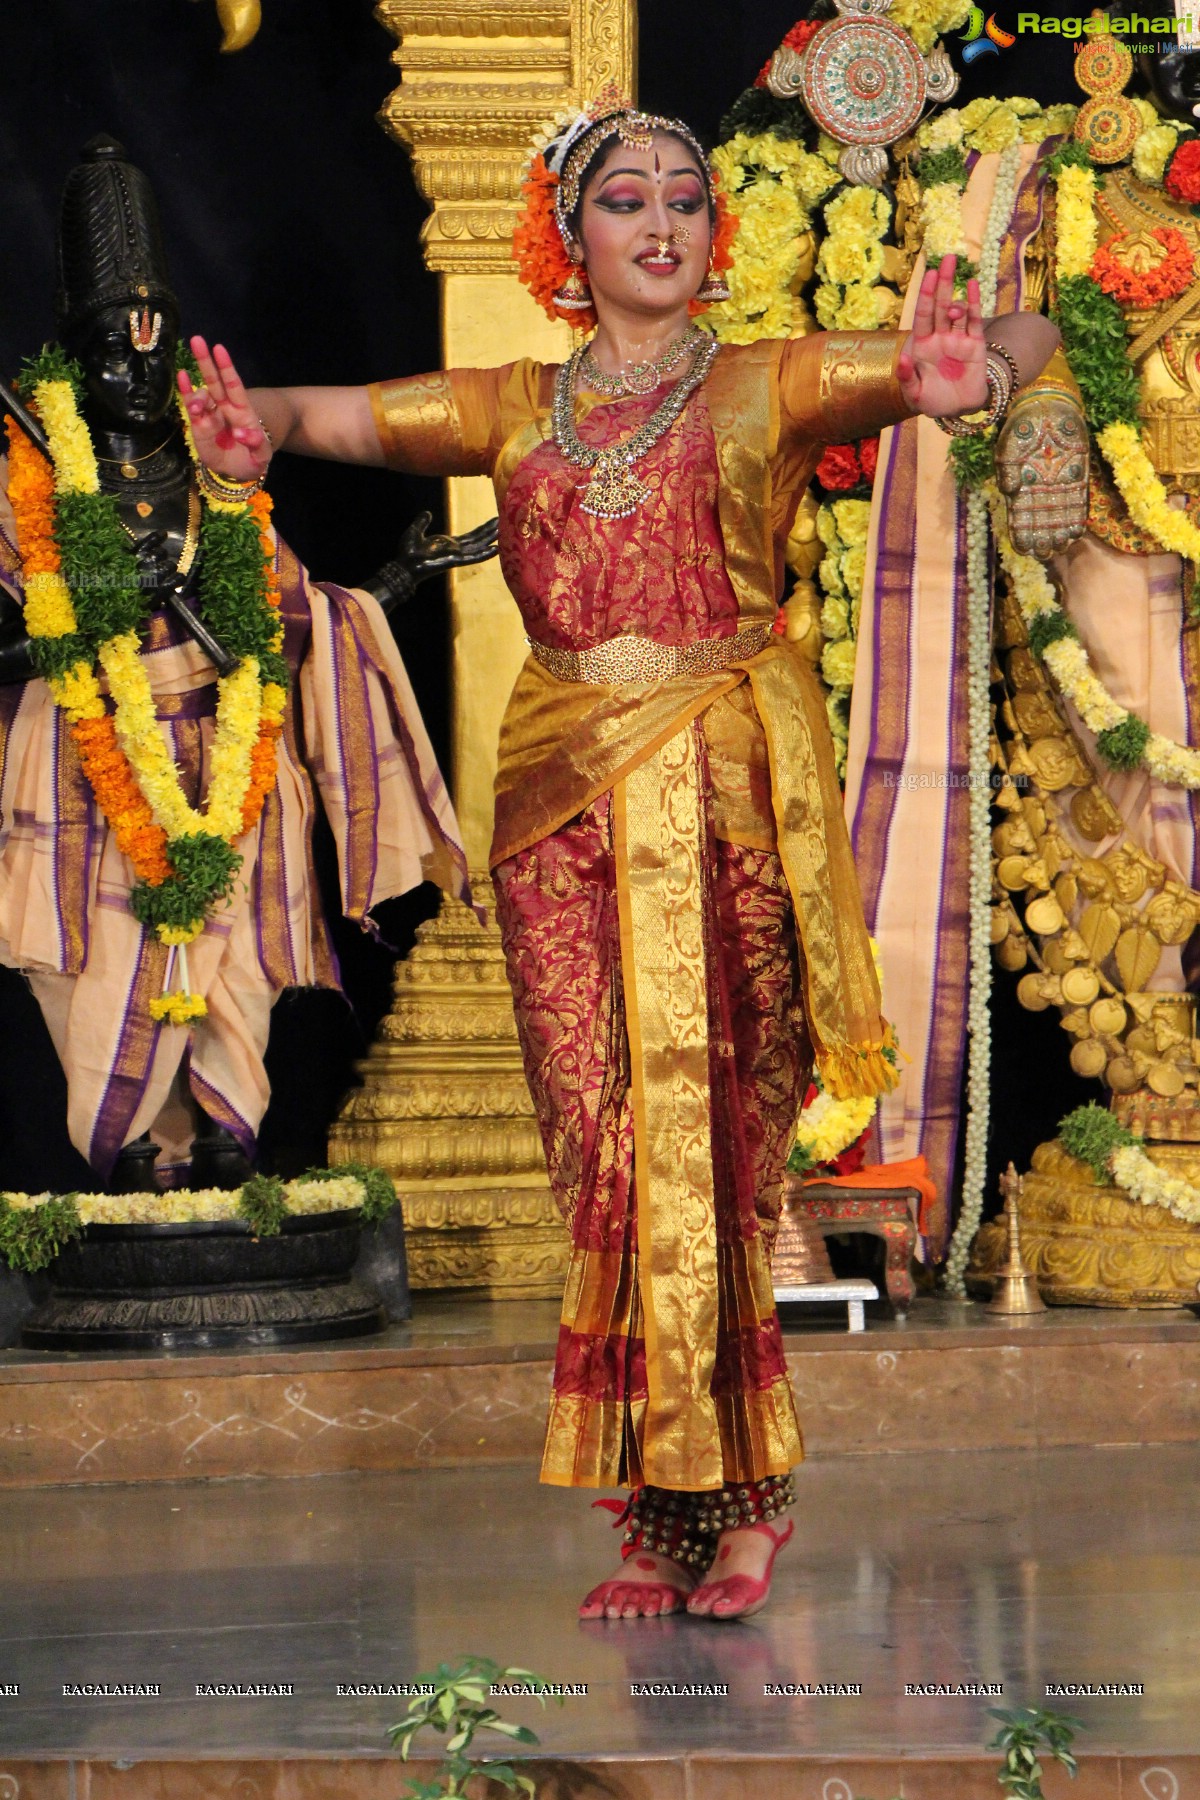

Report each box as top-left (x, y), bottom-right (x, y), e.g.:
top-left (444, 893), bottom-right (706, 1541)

top-left (918, 110), bottom-right (964, 154)
top-left (35, 379), bottom-right (100, 496)
top-left (832, 499), bottom-right (871, 549)
top-left (820, 595), bottom-right (850, 641)
top-left (967, 109), bottom-right (1019, 155)
top-left (1133, 121), bottom-right (1179, 186)
top-left (23, 570), bottom-right (78, 638)
top-left (822, 636), bottom-right (857, 691)
top-left (838, 283), bottom-right (889, 330)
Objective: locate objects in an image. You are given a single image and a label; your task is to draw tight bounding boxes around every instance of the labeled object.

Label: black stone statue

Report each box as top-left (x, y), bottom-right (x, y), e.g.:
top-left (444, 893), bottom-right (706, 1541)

top-left (0, 136), bottom-right (496, 1195)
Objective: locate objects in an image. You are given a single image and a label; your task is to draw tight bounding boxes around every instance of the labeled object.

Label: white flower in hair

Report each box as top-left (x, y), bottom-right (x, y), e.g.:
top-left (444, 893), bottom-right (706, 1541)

top-left (545, 110), bottom-right (598, 176)
top-left (524, 107), bottom-right (592, 179)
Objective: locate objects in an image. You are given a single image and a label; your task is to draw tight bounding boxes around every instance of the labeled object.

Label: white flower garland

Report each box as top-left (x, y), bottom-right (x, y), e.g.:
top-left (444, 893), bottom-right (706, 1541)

top-left (944, 140), bottom-right (1024, 1296)
top-left (0, 1174), bottom-right (372, 1227)
top-left (987, 489), bottom-right (1200, 789)
top-left (1109, 1142), bottom-right (1200, 1225)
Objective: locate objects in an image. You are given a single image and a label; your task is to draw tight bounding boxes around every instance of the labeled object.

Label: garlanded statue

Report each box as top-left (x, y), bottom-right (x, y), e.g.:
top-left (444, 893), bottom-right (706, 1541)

top-left (0, 136), bottom-right (494, 1191)
top-left (702, 2), bottom-right (1080, 1261)
top-left (967, 0), bottom-right (1200, 1302)
top-left (709, 0), bottom-right (1200, 1304)
top-left (176, 83), bottom-right (1054, 1618)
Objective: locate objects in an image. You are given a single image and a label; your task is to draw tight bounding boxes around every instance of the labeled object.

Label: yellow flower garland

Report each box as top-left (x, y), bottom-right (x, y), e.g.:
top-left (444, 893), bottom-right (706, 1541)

top-left (814, 185), bottom-right (897, 333)
top-left (3, 1172), bottom-right (379, 1228)
top-left (988, 485), bottom-right (1200, 788)
top-left (707, 132), bottom-right (839, 344)
top-left (1054, 160), bottom-right (1200, 575)
top-left (33, 378), bottom-right (270, 889)
top-left (24, 373), bottom-right (284, 1020)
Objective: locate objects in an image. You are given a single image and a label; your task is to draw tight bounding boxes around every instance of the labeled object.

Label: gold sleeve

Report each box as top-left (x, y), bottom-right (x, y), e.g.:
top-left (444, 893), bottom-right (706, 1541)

top-left (368, 365), bottom-right (530, 477)
top-left (777, 331), bottom-right (913, 446)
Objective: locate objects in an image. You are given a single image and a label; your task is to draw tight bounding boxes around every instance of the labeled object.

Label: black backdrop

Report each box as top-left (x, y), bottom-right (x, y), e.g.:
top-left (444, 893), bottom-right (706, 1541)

top-left (0, 1), bottom-right (1088, 1205)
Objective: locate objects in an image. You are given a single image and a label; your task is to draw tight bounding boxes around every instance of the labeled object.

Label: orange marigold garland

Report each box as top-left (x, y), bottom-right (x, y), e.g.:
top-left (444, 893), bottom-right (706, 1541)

top-left (4, 395), bottom-right (288, 1019)
top-left (1090, 226), bottom-right (1193, 309)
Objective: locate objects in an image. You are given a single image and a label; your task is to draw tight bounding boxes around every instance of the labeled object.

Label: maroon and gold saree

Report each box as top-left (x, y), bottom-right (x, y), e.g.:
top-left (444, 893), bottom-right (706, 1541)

top-left (371, 333), bottom-right (910, 1493)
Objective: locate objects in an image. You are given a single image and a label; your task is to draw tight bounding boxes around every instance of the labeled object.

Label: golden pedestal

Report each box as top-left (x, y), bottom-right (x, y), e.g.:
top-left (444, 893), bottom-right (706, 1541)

top-left (329, 882), bottom-right (566, 1297)
top-left (968, 1137), bottom-right (1200, 1308)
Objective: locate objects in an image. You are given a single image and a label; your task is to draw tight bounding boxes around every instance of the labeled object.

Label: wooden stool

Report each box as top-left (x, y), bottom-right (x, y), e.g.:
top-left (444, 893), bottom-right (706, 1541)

top-left (775, 1178), bottom-right (919, 1318)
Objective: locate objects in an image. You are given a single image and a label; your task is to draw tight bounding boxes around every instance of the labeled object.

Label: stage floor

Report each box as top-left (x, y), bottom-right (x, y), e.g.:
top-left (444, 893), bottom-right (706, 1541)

top-left (0, 1439), bottom-right (1196, 1788)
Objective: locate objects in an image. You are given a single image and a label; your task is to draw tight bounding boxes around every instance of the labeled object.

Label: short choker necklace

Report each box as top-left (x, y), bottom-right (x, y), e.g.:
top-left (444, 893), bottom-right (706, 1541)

top-left (95, 430), bottom-right (176, 482)
top-left (580, 325), bottom-right (703, 400)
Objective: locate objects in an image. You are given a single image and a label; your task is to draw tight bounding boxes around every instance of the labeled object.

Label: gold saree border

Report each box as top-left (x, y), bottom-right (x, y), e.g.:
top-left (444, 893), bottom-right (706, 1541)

top-left (540, 1387), bottom-right (800, 1490)
top-left (749, 646), bottom-right (898, 1099)
top-left (613, 724), bottom-right (724, 1492)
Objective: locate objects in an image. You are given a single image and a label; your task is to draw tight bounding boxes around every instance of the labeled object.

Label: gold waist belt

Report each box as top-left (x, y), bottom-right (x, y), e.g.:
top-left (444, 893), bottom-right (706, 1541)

top-left (527, 623), bottom-right (772, 685)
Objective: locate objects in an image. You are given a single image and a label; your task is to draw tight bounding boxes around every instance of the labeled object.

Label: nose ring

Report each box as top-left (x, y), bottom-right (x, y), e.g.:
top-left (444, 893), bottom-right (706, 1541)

top-left (673, 226), bottom-right (691, 245)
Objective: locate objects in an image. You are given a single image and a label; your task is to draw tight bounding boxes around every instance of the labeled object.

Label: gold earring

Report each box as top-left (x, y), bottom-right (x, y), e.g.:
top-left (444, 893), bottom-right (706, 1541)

top-left (695, 264), bottom-right (731, 304)
top-left (553, 266), bottom-right (593, 311)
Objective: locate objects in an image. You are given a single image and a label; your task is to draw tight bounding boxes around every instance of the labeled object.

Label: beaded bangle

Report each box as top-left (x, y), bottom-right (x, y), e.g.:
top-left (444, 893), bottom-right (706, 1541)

top-left (986, 338), bottom-right (1022, 396)
top-left (197, 462), bottom-right (265, 503)
top-left (934, 354), bottom-right (1014, 439)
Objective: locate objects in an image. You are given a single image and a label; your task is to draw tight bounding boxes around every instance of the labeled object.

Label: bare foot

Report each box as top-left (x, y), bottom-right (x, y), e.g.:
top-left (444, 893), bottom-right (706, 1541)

top-left (578, 1550), bottom-right (697, 1620)
top-left (685, 1518), bottom-right (794, 1621)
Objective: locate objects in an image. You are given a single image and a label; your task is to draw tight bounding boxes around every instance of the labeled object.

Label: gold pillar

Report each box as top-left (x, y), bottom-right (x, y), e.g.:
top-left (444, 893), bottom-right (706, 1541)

top-left (328, 0), bottom-right (637, 1296)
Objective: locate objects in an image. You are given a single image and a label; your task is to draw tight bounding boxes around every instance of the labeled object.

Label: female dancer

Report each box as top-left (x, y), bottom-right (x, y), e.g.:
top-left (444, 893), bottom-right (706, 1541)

top-left (179, 101), bottom-right (1057, 1621)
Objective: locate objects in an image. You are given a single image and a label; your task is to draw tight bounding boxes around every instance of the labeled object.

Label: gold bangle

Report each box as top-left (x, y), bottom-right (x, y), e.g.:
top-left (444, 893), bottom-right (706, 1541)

top-left (934, 358), bottom-right (1013, 438)
top-left (197, 462), bottom-right (265, 502)
top-left (986, 338), bottom-right (1022, 395)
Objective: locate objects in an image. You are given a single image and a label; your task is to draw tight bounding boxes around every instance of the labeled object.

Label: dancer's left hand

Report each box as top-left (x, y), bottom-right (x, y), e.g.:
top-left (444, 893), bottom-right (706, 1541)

top-left (898, 253), bottom-right (989, 421)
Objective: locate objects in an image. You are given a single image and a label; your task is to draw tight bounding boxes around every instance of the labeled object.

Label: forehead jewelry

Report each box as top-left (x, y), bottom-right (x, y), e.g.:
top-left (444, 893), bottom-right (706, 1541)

top-left (554, 109), bottom-right (712, 243)
top-left (129, 307), bottom-right (163, 353)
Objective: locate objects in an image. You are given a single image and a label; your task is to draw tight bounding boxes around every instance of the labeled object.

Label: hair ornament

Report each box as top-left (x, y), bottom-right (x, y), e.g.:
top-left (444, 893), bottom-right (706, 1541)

top-left (511, 90), bottom-right (736, 333)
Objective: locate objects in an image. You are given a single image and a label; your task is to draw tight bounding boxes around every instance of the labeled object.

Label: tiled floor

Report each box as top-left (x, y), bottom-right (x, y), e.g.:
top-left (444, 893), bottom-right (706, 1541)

top-left (0, 1440), bottom-right (1195, 1764)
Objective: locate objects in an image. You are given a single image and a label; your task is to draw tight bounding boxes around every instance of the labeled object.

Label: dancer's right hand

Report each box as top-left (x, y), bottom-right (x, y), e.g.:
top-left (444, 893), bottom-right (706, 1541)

top-left (177, 336), bottom-right (273, 482)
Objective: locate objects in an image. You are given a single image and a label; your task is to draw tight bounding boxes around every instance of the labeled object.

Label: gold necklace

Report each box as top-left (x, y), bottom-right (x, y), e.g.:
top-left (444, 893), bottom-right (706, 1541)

top-left (580, 325), bottom-right (703, 399)
top-left (95, 430), bottom-right (175, 481)
top-left (552, 333), bottom-right (718, 520)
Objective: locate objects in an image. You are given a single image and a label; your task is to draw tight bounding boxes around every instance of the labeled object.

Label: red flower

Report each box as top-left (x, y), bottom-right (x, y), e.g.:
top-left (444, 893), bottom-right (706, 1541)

top-left (816, 443), bottom-right (861, 491)
top-left (827, 1135), bottom-right (868, 1178)
top-left (859, 436), bottom-right (879, 484)
top-left (1166, 138), bottom-right (1200, 205)
top-left (754, 18), bottom-right (823, 87)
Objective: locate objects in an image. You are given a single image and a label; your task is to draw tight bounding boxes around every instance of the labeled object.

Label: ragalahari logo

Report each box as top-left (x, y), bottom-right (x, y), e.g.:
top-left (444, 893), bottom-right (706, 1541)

top-left (959, 6), bottom-right (1018, 60)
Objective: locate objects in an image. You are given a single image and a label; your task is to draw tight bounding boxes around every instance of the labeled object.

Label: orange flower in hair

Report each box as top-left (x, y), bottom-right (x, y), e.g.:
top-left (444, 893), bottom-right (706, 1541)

top-left (512, 152), bottom-right (598, 330)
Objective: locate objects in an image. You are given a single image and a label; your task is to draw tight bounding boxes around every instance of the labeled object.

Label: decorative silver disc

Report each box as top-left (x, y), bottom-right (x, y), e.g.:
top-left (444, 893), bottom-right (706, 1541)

top-left (801, 14), bottom-right (927, 147)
